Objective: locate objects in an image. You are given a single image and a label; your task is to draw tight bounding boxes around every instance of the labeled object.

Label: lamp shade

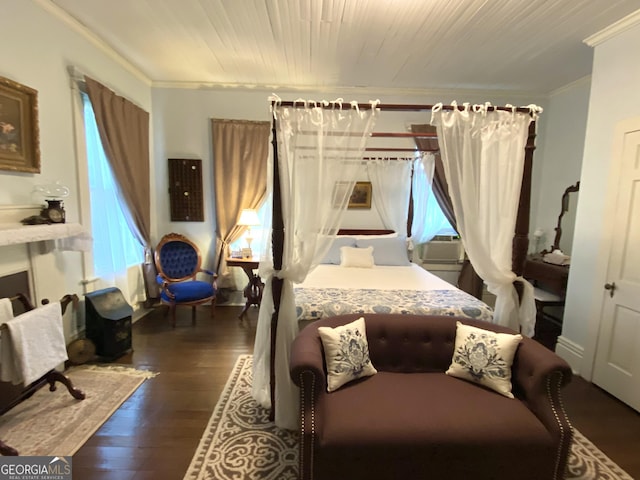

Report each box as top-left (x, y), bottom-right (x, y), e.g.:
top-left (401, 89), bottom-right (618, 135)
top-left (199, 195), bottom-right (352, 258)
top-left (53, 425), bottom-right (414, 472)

top-left (238, 209), bottom-right (260, 227)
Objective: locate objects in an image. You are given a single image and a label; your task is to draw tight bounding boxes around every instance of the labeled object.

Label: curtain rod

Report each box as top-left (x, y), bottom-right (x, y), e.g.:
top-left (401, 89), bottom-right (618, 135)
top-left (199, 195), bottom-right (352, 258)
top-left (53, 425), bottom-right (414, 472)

top-left (295, 146), bottom-right (437, 152)
top-left (272, 101), bottom-right (536, 115)
top-left (362, 156), bottom-right (417, 161)
top-left (296, 131), bottom-right (437, 138)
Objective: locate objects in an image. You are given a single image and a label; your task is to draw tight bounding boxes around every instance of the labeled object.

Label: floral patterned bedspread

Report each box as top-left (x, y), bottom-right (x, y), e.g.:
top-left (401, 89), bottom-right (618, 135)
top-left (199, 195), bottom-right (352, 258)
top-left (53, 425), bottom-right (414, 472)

top-left (294, 287), bottom-right (494, 322)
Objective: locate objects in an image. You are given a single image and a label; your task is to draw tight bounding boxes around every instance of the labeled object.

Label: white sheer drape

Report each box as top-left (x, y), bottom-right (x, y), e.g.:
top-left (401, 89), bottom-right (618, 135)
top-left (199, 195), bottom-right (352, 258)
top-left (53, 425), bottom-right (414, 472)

top-left (252, 99), bottom-right (379, 429)
top-left (367, 159), bottom-right (412, 234)
top-left (410, 152), bottom-right (444, 244)
top-left (430, 102), bottom-right (539, 337)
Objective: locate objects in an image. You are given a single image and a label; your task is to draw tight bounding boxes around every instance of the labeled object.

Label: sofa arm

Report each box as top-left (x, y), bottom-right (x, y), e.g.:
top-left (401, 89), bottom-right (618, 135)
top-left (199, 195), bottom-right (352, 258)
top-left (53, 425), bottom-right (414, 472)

top-left (290, 325), bottom-right (328, 480)
top-left (290, 325), bottom-right (327, 389)
top-left (512, 337), bottom-right (573, 479)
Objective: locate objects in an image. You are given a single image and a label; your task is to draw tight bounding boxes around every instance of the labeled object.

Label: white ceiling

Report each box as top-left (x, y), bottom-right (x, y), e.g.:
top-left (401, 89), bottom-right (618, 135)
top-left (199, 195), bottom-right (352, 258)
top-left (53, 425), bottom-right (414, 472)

top-left (48, 0), bottom-right (640, 94)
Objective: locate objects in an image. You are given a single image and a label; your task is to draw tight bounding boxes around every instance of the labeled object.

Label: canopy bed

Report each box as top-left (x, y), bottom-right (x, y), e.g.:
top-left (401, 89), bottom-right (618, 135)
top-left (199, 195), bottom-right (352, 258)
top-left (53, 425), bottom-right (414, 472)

top-left (253, 99), bottom-right (542, 429)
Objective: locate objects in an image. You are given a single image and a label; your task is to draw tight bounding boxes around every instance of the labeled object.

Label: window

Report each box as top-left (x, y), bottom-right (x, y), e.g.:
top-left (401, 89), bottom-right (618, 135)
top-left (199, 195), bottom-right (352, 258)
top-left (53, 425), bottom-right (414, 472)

top-left (82, 93), bottom-right (143, 277)
top-left (425, 188), bottom-right (457, 237)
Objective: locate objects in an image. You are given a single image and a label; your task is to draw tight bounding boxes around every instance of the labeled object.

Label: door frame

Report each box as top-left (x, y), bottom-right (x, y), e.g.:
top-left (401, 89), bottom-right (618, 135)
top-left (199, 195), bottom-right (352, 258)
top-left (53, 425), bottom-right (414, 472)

top-left (581, 115), bottom-right (640, 380)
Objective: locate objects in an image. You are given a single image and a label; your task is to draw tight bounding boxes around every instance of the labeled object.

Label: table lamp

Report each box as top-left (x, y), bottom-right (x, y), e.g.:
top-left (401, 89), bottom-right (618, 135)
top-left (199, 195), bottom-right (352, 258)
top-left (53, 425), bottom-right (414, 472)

top-left (238, 208), bottom-right (260, 258)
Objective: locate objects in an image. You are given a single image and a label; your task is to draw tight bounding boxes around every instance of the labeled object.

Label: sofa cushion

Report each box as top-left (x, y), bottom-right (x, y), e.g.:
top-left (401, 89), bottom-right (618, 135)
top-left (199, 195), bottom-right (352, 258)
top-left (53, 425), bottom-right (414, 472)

top-left (318, 317), bottom-right (377, 392)
top-left (446, 321), bottom-right (522, 398)
top-left (316, 372), bottom-right (555, 479)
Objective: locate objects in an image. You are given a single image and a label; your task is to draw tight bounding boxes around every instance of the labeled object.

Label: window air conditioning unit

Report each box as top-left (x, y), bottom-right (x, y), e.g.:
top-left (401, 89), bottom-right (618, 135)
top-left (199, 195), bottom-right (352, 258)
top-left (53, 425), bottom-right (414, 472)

top-left (421, 236), bottom-right (464, 264)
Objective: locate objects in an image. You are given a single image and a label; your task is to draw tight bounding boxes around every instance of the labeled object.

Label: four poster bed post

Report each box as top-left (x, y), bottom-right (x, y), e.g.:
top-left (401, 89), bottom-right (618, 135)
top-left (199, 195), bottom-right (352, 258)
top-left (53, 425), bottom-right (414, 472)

top-left (267, 102), bottom-right (538, 421)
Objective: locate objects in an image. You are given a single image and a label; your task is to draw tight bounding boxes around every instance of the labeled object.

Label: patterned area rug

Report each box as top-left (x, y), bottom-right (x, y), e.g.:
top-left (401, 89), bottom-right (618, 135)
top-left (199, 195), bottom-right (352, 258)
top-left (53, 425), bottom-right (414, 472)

top-left (184, 355), bottom-right (633, 480)
top-left (0, 364), bottom-right (157, 456)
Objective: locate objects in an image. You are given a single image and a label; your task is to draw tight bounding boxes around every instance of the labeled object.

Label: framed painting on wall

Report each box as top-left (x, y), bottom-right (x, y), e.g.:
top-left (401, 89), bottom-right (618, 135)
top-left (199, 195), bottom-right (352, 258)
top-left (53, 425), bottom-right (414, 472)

top-left (333, 181), bottom-right (373, 209)
top-left (348, 181), bottom-right (372, 209)
top-left (0, 76), bottom-right (40, 173)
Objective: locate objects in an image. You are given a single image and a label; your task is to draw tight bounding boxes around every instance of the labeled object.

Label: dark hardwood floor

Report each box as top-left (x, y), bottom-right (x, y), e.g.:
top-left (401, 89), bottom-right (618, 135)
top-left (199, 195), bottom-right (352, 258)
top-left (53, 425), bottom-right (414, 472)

top-left (71, 305), bottom-right (640, 480)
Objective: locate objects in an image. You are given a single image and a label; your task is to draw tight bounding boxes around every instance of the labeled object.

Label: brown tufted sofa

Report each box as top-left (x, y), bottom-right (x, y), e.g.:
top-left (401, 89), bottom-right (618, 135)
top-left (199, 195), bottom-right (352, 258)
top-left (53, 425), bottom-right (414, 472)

top-left (290, 313), bottom-right (573, 480)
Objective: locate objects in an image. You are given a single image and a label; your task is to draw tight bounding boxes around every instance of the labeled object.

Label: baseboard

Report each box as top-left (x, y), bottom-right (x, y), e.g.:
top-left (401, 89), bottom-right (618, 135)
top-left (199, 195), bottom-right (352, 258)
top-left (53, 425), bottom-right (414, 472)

top-left (216, 290), bottom-right (245, 307)
top-left (555, 335), bottom-right (584, 374)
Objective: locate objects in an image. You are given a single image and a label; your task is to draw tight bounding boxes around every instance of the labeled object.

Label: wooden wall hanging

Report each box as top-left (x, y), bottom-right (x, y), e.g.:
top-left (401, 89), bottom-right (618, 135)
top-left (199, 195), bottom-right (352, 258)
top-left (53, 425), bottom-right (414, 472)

top-left (168, 158), bottom-right (204, 222)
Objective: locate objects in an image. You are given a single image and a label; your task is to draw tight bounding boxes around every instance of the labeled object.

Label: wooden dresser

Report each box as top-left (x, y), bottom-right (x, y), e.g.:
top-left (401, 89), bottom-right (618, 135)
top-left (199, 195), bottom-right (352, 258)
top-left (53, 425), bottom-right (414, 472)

top-left (524, 254), bottom-right (570, 327)
top-left (524, 254), bottom-right (570, 297)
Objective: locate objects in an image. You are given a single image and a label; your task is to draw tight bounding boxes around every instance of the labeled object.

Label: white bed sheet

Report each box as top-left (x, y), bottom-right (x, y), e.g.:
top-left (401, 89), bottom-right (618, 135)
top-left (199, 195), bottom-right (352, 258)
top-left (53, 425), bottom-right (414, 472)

top-left (299, 263), bottom-right (457, 291)
top-left (294, 263), bottom-right (493, 323)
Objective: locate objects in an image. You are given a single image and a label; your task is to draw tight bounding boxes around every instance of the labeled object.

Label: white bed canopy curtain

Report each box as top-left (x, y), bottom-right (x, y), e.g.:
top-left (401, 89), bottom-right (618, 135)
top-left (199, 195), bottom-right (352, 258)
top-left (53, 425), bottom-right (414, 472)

top-left (252, 98), bottom-right (379, 429)
top-left (367, 158), bottom-right (412, 235)
top-left (430, 102), bottom-right (542, 336)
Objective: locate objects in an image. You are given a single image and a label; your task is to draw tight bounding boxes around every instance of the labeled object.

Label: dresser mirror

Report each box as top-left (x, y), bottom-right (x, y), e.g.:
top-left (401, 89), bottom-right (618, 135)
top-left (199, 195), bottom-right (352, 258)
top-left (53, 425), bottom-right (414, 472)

top-left (547, 181), bottom-right (580, 255)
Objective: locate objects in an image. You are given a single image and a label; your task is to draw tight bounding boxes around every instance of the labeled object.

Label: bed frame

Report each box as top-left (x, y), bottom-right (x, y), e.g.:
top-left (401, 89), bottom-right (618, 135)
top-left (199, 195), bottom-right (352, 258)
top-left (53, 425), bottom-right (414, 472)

top-left (336, 229), bottom-right (395, 236)
top-left (267, 102), bottom-right (538, 419)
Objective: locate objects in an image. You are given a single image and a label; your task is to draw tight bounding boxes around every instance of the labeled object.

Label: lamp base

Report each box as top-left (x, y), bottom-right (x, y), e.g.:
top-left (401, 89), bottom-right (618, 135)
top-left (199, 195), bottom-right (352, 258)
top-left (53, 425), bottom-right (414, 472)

top-left (241, 248), bottom-right (253, 259)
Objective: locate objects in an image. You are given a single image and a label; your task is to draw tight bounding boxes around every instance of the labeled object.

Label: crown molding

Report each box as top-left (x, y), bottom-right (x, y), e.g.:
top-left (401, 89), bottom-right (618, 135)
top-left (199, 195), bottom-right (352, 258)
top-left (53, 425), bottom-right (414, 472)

top-left (584, 8), bottom-right (640, 47)
top-left (151, 80), bottom-right (545, 100)
top-left (34, 0), bottom-right (151, 86)
top-left (548, 75), bottom-right (591, 98)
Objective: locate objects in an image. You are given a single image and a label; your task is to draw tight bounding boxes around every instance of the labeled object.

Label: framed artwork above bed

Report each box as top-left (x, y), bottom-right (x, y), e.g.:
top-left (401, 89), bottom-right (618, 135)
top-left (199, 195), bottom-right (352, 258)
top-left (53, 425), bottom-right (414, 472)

top-left (348, 181), bottom-right (372, 209)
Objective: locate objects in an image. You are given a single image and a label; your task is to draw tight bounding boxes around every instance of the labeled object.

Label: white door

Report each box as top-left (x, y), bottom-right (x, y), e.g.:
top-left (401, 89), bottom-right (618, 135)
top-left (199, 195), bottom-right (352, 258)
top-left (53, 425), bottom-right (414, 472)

top-left (592, 118), bottom-right (640, 412)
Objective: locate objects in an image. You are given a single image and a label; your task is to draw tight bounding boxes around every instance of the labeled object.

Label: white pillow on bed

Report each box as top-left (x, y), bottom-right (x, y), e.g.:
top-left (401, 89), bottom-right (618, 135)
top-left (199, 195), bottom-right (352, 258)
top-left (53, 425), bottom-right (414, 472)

top-left (355, 236), bottom-right (411, 266)
top-left (340, 246), bottom-right (374, 268)
top-left (321, 236), bottom-right (357, 264)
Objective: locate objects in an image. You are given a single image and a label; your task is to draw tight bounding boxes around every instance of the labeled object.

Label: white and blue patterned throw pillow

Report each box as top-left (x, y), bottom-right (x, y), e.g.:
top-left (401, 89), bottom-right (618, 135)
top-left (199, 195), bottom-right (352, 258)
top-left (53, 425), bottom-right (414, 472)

top-left (446, 322), bottom-right (522, 398)
top-left (318, 317), bottom-right (377, 392)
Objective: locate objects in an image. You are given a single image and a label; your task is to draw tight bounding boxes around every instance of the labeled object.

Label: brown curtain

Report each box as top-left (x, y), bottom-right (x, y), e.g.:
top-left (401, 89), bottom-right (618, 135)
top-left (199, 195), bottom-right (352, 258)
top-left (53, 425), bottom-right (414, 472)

top-left (212, 119), bottom-right (270, 281)
top-left (411, 124), bottom-right (483, 300)
top-left (84, 76), bottom-right (157, 300)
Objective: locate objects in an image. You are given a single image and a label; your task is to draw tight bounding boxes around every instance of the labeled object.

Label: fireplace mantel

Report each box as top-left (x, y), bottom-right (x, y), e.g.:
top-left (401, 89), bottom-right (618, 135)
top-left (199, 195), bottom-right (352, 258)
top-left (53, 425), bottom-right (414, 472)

top-left (0, 222), bottom-right (86, 247)
top-left (0, 205), bottom-right (88, 248)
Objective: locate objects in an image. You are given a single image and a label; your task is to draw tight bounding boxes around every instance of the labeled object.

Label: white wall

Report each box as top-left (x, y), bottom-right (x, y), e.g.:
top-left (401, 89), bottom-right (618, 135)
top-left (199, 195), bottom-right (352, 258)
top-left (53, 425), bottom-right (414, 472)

top-left (0, 1), bottom-right (151, 339)
top-left (557, 19), bottom-right (640, 375)
top-left (530, 78), bottom-right (590, 254)
top-left (151, 88), bottom-right (272, 271)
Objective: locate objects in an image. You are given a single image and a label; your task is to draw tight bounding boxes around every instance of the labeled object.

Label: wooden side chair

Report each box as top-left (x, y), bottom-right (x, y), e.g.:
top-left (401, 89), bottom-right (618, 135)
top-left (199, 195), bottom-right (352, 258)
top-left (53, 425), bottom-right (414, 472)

top-left (154, 233), bottom-right (217, 327)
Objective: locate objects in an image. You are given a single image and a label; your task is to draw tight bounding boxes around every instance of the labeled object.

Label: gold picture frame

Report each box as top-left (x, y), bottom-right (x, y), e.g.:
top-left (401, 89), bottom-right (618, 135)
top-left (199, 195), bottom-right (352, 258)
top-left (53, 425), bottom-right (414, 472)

top-left (0, 76), bottom-right (40, 173)
top-left (348, 181), bottom-right (372, 209)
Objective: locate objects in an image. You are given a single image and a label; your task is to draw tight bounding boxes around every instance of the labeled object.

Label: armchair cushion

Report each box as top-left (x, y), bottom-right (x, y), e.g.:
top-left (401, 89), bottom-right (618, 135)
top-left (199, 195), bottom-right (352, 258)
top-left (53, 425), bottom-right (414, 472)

top-left (446, 321), bottom-right (522, 398)
top-left (159, 280), bottom-right (214, 303)
top-left (158, 241), bottom-right (200, 279)
top-left (318, 317), bottom-right (377, 392)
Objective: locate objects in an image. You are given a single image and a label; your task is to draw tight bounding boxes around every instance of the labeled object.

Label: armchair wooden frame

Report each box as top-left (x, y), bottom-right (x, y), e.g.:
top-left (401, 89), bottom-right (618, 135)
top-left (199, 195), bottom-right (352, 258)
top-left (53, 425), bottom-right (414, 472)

top-left (154, 233), bottom-right (217, 327)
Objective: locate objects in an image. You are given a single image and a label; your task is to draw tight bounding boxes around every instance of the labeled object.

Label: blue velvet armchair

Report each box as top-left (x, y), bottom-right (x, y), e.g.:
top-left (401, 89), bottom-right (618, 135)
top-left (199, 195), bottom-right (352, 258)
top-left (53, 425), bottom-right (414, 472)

top-left (154, 233), bottom-right (217, 327)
